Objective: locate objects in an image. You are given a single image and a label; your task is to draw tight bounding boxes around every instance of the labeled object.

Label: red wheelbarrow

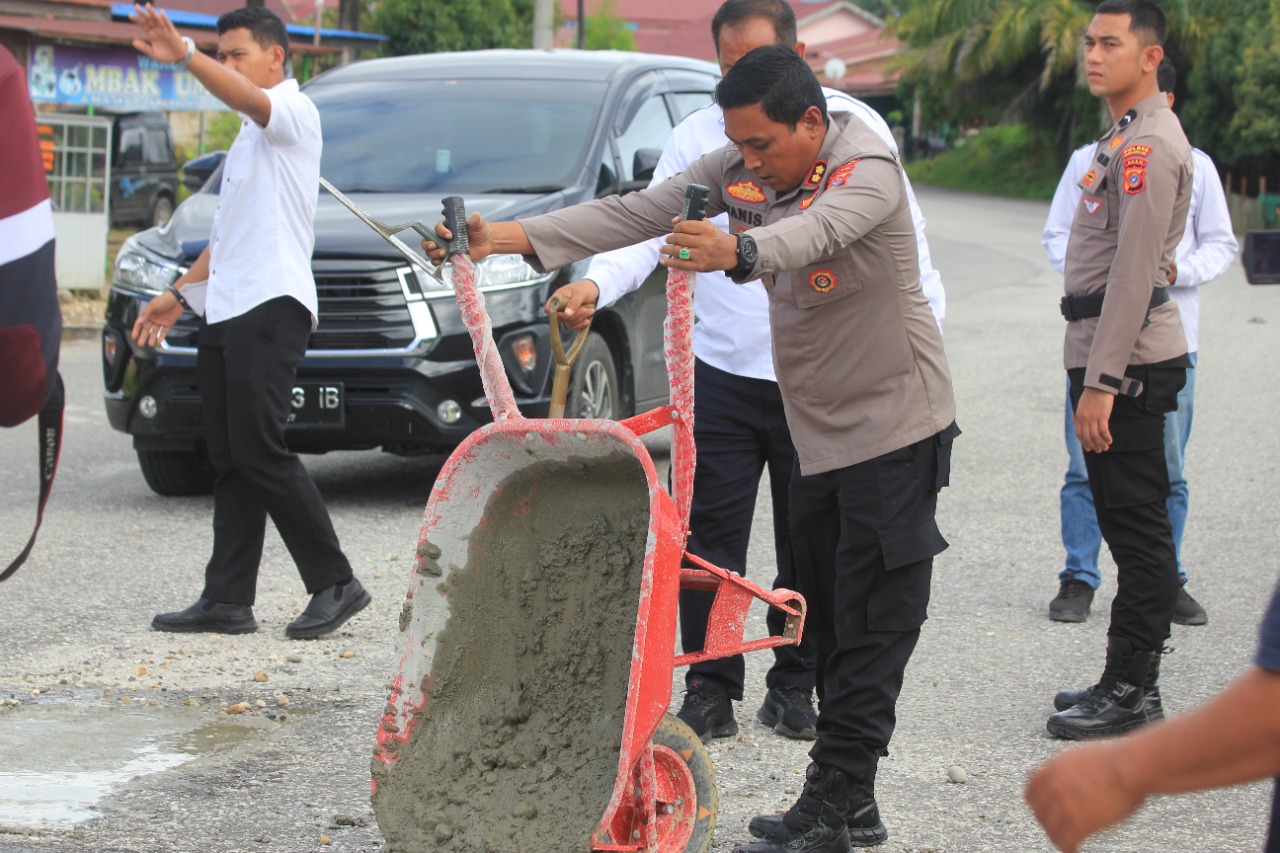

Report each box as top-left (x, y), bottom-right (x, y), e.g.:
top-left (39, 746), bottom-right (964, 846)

top-left (363, 193), bottom-right (807, 853)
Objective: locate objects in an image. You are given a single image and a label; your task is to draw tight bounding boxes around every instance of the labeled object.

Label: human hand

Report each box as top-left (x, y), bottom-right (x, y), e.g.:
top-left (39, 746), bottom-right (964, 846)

top-left (1167, 261), bottom-right (1178, 285)
top-left (1025, 741), bottom-right (1146, 852)
top-left (545, 280), bottom-right (599, 331)
top-left (421, 212), bottom-right (492, 266)
top-left (659, 219), bottom-right (737, 273)
top-left (1074, 387), bottom-right (1114, 453)
top-left (129, 3), bottom-right (186, 65)
top-left (131, 290), bottom-right (184, 347)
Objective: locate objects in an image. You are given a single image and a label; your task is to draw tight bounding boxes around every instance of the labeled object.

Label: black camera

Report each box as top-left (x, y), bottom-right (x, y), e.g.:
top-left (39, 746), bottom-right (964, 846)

top-left (1243, 231), bottom-right (1280, 285)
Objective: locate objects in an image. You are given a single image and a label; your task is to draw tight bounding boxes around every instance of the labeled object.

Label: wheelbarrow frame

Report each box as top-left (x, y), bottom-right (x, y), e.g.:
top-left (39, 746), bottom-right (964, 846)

top-left (359, 194), bottom-right (806, 853)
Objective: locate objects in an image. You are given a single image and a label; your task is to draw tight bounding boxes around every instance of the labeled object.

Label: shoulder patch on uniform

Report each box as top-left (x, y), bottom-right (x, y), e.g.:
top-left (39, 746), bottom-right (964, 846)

top-left (1110, 135), bottom-right (1125, 150)
top-left (1082, 169), bottom-right (1097, 188)
top-left (726, 180), bottom-right (765, 203)
top-left (1122, 144), bottom-right (1152, 158)
top-left (803, 160), bottom-right (828, 189)
top-left (825, 159), bottom-right (861, 190)
top-left (1122, 145), bottom-right (1150, 196)
top-left (809, 269), bottom-right (837, 293)
top-left (1083, 197), bottom-right (1101, 215)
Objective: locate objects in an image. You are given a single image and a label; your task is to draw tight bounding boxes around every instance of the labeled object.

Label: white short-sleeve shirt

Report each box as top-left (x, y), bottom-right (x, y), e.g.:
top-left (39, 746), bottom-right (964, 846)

top-left (206, 78), bottom-right (322, 326)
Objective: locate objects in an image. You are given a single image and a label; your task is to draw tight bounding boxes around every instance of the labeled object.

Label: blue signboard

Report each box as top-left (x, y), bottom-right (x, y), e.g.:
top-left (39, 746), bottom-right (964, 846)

top-left (27, 42), bottom-right (226, 111)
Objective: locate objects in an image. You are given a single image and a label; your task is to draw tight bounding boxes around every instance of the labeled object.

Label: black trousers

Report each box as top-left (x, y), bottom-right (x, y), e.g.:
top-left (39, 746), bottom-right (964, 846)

top-left (790, 423), bottom-right (957, 783)
top-left (679, 359), bottom-right (812, 698)
top-left (1068, 363), bottom-right (1186, 653)
top-left (196, 296), bottom-right (352, 606)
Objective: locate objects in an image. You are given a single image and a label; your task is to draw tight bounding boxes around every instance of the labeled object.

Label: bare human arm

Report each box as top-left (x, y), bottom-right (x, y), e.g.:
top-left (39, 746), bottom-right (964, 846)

top-left (1026, 666), bottom-right (1280, 852)
top-left (132, 244), bottom-right (210, 347)
top-left (129, 4), bottom-right (273, 127)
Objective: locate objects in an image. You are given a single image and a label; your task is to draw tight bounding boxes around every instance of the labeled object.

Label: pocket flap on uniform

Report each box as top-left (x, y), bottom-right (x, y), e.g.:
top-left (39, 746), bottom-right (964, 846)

top-left (879, 518), bottom-right (948, 572)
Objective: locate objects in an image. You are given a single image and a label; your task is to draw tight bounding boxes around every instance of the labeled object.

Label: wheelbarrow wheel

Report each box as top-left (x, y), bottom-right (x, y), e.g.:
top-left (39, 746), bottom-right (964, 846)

top-left (650, 713), bottom-right (718, 853)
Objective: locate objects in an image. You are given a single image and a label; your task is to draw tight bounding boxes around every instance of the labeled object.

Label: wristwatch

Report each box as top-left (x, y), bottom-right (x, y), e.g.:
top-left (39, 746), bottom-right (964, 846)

top-left (178, 36), bottom-right (196, 68)
top-left (731, 233), bottom-right (758, 279)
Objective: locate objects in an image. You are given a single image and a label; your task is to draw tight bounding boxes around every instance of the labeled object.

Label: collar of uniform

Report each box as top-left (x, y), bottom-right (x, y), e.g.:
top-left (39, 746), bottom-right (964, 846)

top-left (1131, 91), bottom-right (1170, 120)
top-left (779, 114), bottom-right (848, 202)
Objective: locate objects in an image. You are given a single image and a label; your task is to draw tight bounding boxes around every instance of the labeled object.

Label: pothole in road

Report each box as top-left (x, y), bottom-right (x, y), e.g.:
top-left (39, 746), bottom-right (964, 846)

top-left (0, 702), bottom-right (280, 828)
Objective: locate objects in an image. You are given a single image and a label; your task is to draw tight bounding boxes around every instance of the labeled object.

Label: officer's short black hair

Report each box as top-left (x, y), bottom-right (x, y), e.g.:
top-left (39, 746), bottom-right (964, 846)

top-left (715, 44), bottom-right (826, 129)
top-left (218, 6), bottom-right (291, 63)
top-left (711, 0), bottom-right (797, 53)
top-left (1095, 0), bottom-right (1168, 46)
top-left (1157, 56), bottom-right (1176, 93)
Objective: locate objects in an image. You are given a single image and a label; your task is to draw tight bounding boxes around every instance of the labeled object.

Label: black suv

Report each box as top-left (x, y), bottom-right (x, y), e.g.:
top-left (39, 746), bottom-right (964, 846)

top-left (109, 111), bottom-right (180, 229)
top-left (101, 50), bottom-right (719, 495)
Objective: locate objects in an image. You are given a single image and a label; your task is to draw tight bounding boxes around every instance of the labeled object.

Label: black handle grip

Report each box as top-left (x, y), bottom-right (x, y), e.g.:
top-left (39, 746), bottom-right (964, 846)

top-left (441, 196), bottom-right (469, 258)
top-left (681, 184), bottom-right (710, 222)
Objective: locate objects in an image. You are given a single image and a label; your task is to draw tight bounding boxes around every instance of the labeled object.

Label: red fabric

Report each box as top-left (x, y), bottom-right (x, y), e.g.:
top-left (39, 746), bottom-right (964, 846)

top-left (0, 325), bottom-right (48, 427)
top-left (0, 47), bottom-right (50, 221)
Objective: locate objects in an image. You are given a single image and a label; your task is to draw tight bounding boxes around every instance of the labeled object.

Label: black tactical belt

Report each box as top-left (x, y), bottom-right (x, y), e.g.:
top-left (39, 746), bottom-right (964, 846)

top-left (1060, 287), bottom-right (1170, 321)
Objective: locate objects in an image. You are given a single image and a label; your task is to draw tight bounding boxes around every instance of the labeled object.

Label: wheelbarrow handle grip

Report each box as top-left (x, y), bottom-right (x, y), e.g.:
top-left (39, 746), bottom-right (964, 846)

top-left (440, 196), bottom-right (470, 258)
top-left (681, 183), bottom-right (710, 222)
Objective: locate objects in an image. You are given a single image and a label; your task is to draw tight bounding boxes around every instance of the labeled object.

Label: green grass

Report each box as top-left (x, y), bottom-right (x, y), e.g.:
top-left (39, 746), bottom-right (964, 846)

top-left (906, 124), bottom-right (1062, 202)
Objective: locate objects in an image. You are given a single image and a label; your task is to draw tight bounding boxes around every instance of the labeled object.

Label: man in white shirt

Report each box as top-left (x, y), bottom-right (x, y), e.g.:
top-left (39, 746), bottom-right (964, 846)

top-left (547, 4), bottom-right (942, 842)
top-left (130, 4), bottom-right (369, 639)
top-left (1041, 57), bottom-right (1236, 627)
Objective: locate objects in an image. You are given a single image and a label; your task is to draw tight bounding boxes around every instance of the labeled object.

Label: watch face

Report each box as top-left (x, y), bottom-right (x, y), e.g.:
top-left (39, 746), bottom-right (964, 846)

top-left (739, 235), bottom-right (758, 265)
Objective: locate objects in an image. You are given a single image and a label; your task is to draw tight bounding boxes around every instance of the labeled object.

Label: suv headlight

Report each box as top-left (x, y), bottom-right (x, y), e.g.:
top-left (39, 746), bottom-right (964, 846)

top-left (113, 237), bottom-right (183, 295)
top-left (409, 254), bottom-right (553, 298)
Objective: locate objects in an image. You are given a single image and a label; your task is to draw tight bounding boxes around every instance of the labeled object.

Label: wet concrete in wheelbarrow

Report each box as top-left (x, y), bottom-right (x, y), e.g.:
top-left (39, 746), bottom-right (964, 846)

top-left (372, 456), bottom-right (650, 853)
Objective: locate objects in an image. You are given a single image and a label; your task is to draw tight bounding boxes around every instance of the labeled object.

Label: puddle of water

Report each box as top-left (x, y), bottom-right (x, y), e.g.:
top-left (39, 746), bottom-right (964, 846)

top-left (0, 702), bottom-right (271, 828)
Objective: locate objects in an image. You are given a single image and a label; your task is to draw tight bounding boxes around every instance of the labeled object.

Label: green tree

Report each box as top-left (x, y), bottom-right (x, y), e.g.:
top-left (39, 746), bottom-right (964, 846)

top-left (1227, 0), bottom-right (1280, 160)
top-left (375, 0), bottom-right (534, 56)
top-left (583, 0), bottom-right (637, 51)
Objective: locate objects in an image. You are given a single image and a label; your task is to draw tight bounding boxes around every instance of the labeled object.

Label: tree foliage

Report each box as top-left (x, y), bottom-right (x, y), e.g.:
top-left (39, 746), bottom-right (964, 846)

top-left (374, 0), bottom-right (534, 56)
top-left (582, 0), bottom-right (637, 51)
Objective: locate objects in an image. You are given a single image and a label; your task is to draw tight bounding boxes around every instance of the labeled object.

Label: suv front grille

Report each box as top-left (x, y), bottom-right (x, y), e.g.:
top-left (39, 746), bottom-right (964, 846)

top-left (311, 259), bottom-right (415, 351)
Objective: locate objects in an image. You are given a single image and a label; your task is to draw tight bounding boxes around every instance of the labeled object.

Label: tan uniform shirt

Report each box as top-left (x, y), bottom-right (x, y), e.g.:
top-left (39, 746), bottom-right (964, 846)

top-left (1065, 92), bottom-right (1192, 395)
top-left (520, 113), bottom-right (955, 476)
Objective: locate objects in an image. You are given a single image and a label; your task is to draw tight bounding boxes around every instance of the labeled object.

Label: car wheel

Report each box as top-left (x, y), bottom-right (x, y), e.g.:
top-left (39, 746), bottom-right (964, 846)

top-left (136, 448), bottom-right (215, 496)
top-left (150, 195), bottom-right (175, 228)
top-left (565, 331), bottom-right (619, 420)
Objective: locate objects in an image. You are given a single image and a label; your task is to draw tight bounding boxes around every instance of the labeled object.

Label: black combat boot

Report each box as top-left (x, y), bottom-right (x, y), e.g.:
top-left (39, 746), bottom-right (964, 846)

top-left (748, 779), bottom-right (888, 848)
top-left (734, 762), bottom-right (854, 853)
top-left (1053, 645), bottom-right (1166, 722)
top-left (1046, 636), bottom-right (1158, 740)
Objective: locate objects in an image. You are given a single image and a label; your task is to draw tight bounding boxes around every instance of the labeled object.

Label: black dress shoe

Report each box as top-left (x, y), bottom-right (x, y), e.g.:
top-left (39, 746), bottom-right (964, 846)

top-left (285, 577), bottom-right (371, 639)
top-left (152, 598), bottom-right (258, 634)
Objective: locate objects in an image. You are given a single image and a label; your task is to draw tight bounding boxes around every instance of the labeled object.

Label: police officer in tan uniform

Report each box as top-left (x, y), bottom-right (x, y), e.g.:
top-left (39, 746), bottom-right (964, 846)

top-left (1046, 0), bottom-right (1193, 742)
top-left (426, 44), bottom-right (957, 853)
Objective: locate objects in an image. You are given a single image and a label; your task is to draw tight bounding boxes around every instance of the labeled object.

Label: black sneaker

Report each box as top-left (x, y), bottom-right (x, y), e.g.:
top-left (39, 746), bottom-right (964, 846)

top-left (1172, 583), bottom-right (1208, 626)
top-left (756, 686), bottom-right (818, 740)
top-left (676, 686), bottom-right (738, 744)
top-left (1049, 573), bottom-right (1095, 623)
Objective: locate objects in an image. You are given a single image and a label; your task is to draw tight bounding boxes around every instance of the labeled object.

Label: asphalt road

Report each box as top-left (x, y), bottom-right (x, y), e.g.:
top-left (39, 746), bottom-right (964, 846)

top-left (2, 186), bottom-right (1279, 853)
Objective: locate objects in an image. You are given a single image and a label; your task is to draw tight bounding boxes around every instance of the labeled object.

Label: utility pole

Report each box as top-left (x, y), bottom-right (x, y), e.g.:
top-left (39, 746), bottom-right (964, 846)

top-left (533, 0), bottom-right (553, 49)
top-left (577, 0), bottom-right (584, 49)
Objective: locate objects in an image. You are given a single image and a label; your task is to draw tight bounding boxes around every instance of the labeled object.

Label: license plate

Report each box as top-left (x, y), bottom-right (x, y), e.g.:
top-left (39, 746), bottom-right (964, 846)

top-left (289, 382), bottom-right (344, 427)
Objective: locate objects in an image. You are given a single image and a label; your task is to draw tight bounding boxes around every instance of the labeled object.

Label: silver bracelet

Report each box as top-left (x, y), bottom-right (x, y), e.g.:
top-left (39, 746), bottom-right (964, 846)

top-left (178, 36), bottom-right (196, 68)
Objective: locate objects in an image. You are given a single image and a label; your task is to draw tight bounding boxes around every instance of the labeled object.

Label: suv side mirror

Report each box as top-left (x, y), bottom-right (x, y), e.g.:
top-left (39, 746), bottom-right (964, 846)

top-left (182, 150), bottom-right (227, 192)
top-left (1243, 231), bottom-right (1280, 285)
top-left (631, 148), bottom-right (661, 184)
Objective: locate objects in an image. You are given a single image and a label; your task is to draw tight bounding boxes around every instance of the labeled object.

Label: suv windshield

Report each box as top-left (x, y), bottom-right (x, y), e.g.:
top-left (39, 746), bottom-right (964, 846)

top-left (310, 78), bottom-right (608, 195)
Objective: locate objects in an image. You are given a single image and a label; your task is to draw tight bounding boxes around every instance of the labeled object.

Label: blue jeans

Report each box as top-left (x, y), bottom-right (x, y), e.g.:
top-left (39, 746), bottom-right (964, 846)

top-left (1060, 353), bottom-right (1196, 588)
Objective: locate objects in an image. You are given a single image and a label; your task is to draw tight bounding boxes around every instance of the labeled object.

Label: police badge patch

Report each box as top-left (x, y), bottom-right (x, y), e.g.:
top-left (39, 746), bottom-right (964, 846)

top-left (809, 269), bottom-right (836, 293)
top-left (1082, 169), bottom-right (1097, 189)
top-left (1083, 197), bottom-right (1102, 215)
top-left (1122, 145), bottom-right (1150, 195)
top-left (825, 159), bottom-right (860, 189)
top-left (726, 180), bottom-right (766, 203)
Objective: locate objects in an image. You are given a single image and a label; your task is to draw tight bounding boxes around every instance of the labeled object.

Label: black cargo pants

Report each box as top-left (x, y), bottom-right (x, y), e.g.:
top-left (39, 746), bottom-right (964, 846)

top-left (788, 422), bottom-right (958, 783)
top-left (1068, 360), bottom-right (1188, 653)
